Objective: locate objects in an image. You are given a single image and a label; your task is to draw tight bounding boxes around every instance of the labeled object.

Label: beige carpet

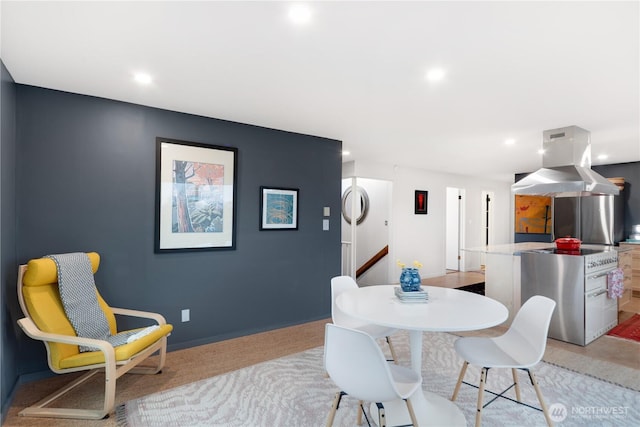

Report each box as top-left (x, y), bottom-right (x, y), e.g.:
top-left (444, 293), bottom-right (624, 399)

top-left (456, 328), bottom-right (640, 393)
top-left (117, 331), bottom-right (640, 426)
top-left (456, 321), bottom-right (640, 393)
top-left (543, 341), bottom-right (640, 392)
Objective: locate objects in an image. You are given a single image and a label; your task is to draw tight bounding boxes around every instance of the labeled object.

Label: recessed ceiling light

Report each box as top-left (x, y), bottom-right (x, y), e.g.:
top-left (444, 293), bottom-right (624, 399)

top-left (342, 150), bottom-right (351, 156)
top-left (505, 138), bottom-right (516, 145)
top-left (425, 68), bottom-right (446, 82)
top-left (289, 4), bottom-right (312, 25)
top-left (538, 149), bottom-right (545, 155)
top-left (598, 154), bottom-right (609, 160)
top-left (134, 72), bottom-right (153, 85)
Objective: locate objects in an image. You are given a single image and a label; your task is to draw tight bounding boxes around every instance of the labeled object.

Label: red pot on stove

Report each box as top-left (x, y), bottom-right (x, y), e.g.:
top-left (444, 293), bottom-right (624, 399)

top-left (555, 237), bottom-right (581, 250)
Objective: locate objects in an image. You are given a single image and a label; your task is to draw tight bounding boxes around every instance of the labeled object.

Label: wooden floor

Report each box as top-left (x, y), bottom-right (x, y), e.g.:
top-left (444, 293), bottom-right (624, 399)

top-left (422, 269), bottom-right (486, 289)
top-left (4, 271), bottom-right (639, 427)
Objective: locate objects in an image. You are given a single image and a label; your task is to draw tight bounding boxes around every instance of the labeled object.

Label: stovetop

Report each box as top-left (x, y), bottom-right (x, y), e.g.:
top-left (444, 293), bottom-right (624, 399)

top-left (533, 247), bottom-right (608, 256)
top-left (527, 246), bottom-right (618, 273)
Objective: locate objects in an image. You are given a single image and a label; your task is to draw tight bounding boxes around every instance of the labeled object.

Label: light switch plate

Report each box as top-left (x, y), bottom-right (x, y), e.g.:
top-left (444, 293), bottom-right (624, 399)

top-left (323, 219), bottom-right (330, 231)
top-left (323, 206), bottom-right (330, 217)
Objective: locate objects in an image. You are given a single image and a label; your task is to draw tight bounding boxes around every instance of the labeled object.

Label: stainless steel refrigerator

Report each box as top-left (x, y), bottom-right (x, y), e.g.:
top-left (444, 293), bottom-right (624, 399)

top-left (553, 195), bottom-right (624, 245)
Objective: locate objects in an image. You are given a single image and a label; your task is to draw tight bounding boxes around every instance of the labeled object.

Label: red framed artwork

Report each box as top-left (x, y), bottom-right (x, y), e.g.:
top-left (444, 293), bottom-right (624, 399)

top-left (415, 190), bottom-right (428, 214)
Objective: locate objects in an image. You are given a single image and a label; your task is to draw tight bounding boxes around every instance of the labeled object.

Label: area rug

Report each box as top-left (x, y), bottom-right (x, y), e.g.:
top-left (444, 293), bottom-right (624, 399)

top-left (116, 331), bottom-right (639, 427)
top-left (608, 313), bottom-right (640, 343)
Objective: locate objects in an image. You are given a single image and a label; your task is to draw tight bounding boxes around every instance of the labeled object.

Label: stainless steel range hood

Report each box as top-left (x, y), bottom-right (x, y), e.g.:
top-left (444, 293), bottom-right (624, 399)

top-left (511, 126), bottom-right (619, 197)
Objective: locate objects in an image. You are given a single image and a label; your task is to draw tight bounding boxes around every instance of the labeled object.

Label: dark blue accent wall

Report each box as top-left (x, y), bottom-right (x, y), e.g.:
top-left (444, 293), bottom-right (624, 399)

top-left (9, 85), bottom-right (340, 383)
top-left (1, 60), bottom-right (18, 421)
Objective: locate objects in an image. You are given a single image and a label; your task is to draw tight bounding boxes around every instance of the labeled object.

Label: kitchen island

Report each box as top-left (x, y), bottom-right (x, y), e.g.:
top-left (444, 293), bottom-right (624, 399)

top-left (463, 242), bottom-right (622, 327)
top-left (463, 242), bottom-right (552, 324)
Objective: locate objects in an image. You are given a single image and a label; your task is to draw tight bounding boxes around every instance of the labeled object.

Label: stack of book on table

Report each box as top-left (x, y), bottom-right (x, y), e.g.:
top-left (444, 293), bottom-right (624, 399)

top-left (394, 287), bottom-right (429, 303)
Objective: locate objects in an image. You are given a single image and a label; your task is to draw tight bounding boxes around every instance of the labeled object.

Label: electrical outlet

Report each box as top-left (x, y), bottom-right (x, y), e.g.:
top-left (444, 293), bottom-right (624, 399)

top-left (181, 309), bottom-right (190, 322)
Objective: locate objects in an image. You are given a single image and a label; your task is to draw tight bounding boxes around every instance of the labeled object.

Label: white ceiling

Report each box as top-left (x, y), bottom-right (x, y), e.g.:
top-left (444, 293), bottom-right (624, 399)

top-left (2, 1), bottom-right (639, 182)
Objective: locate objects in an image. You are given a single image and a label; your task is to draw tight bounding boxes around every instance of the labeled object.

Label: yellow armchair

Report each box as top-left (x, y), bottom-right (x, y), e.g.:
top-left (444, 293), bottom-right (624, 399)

top-left (17, 252), bottom-right (173, 420)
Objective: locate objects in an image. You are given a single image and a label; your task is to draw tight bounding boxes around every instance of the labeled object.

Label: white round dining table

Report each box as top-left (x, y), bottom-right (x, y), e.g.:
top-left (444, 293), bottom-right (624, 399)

top-left (336, 285), bottom-right (509, 427)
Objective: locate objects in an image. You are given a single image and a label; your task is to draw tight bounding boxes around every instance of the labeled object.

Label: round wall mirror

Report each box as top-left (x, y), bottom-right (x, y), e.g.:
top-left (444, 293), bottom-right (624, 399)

top-left (341, 186), bottom-right (369, 225)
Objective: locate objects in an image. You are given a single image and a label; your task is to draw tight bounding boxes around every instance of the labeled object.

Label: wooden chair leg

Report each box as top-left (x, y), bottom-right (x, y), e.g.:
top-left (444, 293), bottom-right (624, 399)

top-left (451, 361), bottom-right (469, 401)
top-left (18, 370), bottom-right (109, 420)
top-left (357, 400), bottom-right (364, 425)
top-left (512, 368), bottom-right (521, 402)
top-left (475, 368), bottom-right (488, 427)
top-left (528, 371), bottom-right (554, 427)
top-left (326, 391), bottom-right (342, 427)
top-left (405, 398), bottom-right (419, 427)
top-left (386, 336), bottom-right (399, 364)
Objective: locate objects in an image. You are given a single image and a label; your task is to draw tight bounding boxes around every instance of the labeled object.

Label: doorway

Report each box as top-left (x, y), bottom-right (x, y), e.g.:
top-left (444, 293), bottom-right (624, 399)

top-left (481, 191), bottom-right (495, 247)
top-left (341, 178), bottom-right (392, 286)
top-left (446, 187), bottom-right (465, 271)
top-left (478, 190), bottom-right (495, 271)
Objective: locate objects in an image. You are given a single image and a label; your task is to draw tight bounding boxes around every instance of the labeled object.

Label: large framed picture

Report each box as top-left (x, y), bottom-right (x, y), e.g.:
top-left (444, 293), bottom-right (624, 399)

top-left (155, 138), bottom-right (237, 252)
top-left (260, 187), bottom-right (299, 230)
top-left (514, 195), bottom-right (551, 234)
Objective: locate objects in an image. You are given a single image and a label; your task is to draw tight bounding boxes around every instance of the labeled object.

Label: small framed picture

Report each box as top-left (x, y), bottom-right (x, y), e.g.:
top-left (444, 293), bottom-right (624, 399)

top-left (260, 187), bottom-right (299, 230)
top-left (415, 190), bottom-right (428, 214)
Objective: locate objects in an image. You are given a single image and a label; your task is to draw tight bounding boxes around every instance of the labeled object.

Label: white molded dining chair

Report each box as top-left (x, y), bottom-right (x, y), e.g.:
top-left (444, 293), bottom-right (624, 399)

top-left (451, 295), bottom-right (556, 427)
top-left (324, 323), bottom-right (421, 427)
top-left (331, 276), bottom-right (398, 362)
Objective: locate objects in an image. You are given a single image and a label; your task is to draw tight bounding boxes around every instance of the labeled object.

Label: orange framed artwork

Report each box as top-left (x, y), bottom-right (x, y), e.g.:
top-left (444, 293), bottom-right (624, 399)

top-left (514, 195), bottom-right (552, 234)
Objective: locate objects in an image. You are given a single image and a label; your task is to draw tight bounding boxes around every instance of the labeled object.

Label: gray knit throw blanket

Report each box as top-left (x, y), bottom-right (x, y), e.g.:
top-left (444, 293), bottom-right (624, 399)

top-left (47, 253), bottom-right (134, 352)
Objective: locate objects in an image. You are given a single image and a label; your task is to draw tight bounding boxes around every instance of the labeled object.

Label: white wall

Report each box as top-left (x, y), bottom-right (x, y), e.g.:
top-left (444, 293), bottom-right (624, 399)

top-left (344, 160), bottom-right (514, 283)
